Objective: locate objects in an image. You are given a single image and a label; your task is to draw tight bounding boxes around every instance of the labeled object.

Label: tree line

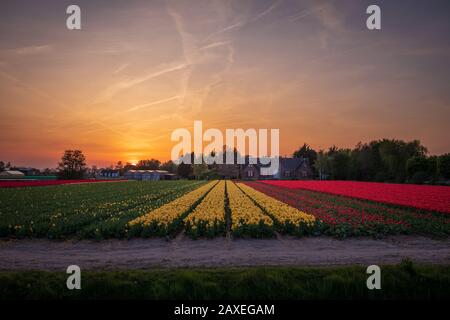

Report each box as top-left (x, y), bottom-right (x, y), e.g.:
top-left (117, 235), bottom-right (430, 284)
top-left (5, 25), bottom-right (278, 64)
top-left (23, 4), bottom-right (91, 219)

top-left (3, 138), bottom-right (449, 184)
top-left (293, 139), bottom-right (450, 184)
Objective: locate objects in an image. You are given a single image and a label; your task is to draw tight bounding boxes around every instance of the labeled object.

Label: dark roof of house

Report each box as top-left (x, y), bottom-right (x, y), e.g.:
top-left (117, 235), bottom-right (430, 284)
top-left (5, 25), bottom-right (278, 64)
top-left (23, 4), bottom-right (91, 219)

top-left (281, 157), bottom-right (306, 171)
top-left (241, 156), bottom-right (274, 168)
top-left (100, 169), bottom-right (120, 173)
top-left (125, 170), bottom-right (168, 174)
top-left (241, 157), bottom-right (309, 170)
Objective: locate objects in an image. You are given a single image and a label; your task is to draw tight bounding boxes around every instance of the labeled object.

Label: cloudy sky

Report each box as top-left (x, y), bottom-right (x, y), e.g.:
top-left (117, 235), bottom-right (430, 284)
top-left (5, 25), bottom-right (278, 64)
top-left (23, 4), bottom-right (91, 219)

top-left (0, 0), bottom-right (449, 168)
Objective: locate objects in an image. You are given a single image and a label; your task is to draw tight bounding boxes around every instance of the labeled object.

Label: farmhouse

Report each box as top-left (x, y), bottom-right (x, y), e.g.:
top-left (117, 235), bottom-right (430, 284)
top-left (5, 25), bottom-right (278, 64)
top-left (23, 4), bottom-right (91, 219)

top-left (240, 157), bottom-right (312, 180)
top-left (276, 157), bottom-right (312, 179)
top-left (216, 163), bottom-right (240, 179)
top-left (214, 156), bottom-right (312, 180)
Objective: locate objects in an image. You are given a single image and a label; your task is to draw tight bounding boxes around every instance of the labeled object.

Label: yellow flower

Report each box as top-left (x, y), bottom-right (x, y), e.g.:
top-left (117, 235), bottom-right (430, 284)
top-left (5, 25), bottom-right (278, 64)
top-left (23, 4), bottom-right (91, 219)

top-left (185, 181), bottom-right (225, 228)
top-left (227, 181), bottom-right (273, 229)
top-left (128, 181), bottom-right (217, 228)
top-left (237, 183), bottom-right (316, 226)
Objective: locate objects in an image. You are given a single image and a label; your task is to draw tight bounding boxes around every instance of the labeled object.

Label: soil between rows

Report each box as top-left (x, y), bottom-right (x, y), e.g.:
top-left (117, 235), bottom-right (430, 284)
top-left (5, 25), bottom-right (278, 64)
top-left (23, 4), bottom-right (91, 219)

top-left (0, 235), bottom-right (449, 270)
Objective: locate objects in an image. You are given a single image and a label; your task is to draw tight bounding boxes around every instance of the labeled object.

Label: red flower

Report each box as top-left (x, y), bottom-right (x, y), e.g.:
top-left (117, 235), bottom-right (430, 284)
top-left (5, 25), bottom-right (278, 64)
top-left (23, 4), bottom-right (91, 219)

top-left (0, 179), bottom-right (123, 188)
top-left (261, 180), bottom-right (450, 213)
top-left (243, 181), bottom-right (450, 236)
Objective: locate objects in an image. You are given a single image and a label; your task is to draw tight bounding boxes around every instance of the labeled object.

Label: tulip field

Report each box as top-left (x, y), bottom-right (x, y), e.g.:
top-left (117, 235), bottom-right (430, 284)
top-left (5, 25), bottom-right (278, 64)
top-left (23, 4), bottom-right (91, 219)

top-left (262, 180), bottom-right (450, 213)
top-left (247, 181), bottom-right (450, 237)
top-left (0, 179), bottom-right (449, 239)
top-left (0, 180), bottom-right (206, 238)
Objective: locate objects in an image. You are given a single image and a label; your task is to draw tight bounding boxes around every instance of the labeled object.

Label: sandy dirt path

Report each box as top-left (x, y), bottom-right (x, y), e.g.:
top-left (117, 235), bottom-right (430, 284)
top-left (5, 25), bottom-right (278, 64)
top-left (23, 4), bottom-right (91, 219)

top-left (0, 236), bottom-right (449, 270)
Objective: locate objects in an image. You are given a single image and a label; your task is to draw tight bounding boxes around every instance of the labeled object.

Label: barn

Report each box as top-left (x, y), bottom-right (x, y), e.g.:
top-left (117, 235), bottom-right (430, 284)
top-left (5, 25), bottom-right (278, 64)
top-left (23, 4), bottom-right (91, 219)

top-left (0, 170), bottom-right (25, 179)
top-left (125, 170), bottom-right (174, 181)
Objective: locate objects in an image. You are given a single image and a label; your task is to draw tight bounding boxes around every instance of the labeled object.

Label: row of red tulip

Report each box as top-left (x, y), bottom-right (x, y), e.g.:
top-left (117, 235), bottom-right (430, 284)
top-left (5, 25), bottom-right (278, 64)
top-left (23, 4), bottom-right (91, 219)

top-left (261, 180), bottom-right (450, 213)
top-left (245, 181), bottom-right (450, 237)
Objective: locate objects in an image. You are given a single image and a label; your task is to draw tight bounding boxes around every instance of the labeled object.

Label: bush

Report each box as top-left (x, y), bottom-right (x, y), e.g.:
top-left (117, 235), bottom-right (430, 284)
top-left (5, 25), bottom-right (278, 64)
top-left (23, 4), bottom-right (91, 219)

top-left (374, 172), bottom-right (386, 182)
top-left (411, 171), bottom-right (428, 184)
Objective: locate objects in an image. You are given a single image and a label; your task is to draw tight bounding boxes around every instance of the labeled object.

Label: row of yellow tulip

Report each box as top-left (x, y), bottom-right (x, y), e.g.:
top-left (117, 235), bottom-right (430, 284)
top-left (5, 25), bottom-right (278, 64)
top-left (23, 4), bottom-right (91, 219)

top-left (184, 180), bottom-right (226, 238)
top-left (237, 183), bottom-right (316, 227)
top-left (128, 181), bottom-right (217, 232)
top-left (226, 181), bottom-right (274, 236)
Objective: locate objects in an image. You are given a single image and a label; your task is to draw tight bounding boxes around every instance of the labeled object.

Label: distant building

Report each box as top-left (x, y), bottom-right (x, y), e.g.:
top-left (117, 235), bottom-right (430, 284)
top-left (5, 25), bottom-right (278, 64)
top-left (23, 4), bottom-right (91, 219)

top-left (124, 169), bottom-right (177, 181)
top-left (240, 157), bottom-right (313, 180)
top-left (206, 156), bottom-right (312, 180)
top-left (216, 163), bottom-right (240, 179)
top-left (276, 157), bottom-right (312, 180)
top-left (14, 167), bottom-right (40, 176)
top-left (99, 169), bottom-right (121, 178)
top-left (241, 163), bottom-right (260, 180)
top-left (142, 170), bottom-right (168, 181)
top-left (0, 170), bottom-right (25, 178)
top-left (163, 173), bottom-right (178, 180)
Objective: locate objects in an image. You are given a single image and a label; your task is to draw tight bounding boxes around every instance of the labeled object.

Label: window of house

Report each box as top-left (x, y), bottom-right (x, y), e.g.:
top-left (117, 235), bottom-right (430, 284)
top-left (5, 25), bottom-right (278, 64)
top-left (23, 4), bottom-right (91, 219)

top-left (248, 170), bottom-right (253, 177)
top-left (284, 170), bottom-right (290, 177)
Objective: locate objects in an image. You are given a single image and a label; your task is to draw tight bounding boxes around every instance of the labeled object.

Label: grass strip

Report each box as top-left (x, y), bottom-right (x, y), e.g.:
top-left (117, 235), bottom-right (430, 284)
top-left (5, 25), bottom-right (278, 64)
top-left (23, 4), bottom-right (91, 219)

top-left (0, 260), bottom-right (448, 299)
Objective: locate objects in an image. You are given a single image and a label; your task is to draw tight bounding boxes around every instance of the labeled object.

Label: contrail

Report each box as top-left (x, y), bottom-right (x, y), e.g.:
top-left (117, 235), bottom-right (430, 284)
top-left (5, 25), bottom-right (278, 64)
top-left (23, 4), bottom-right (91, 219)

top-left (127, 95), bottom-right (181, 112)
top-left (95, 63), bottom-right (187, 104)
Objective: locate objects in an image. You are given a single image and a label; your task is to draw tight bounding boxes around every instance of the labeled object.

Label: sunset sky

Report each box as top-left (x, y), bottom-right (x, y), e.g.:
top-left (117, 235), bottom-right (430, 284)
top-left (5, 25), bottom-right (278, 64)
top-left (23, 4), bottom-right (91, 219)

top-left (1, 0), bottom-right (449, 168)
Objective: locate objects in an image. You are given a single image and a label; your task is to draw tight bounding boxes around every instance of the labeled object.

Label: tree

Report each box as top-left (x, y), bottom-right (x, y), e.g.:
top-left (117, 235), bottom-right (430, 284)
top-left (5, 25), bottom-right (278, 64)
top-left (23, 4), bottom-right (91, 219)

top-left (137, 159), bottom-right (160, 170)
top-left (293, 143), bottom-right (317, 165)
top-left (193, 163), bottom-right (210, 180)
top-left (406, 156), bottom-right (431, 184)
top-left (57, 150), bottom-right (87, 179)
top-left (314, 150), bottom-right (329, 180)
top-left (115, 161), bottom-right (123, 170)
top-left (378, 140), bottom-right (404, 181)
top-left (437, 154), bottom-right (450, 180)
top-left (296, 138), bottom-right (439, 183)
top-left (177, 163), bottom-right (193, 179)
top-left (376, 139), bottom-right (428, 182)
top-left (114, 161), bottom-right (125, 175)
top-left (348, 142), bottom-right (378, 181)
top-left (123, 162), bottom-right (136, 172)
top-left (0, 161), bottom-right (12, 171)
top-left (42, 168), bottom-right (54, 175)
top-left (406, 156), bottom-right (429, 179)
top-left (426, 156), bottom-right (439, 182)
top-left (160, 160), bottom-right (177, 173)
top-left (329, 149), bottom-right (351, 180)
